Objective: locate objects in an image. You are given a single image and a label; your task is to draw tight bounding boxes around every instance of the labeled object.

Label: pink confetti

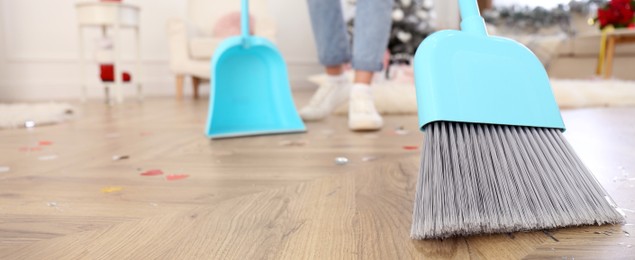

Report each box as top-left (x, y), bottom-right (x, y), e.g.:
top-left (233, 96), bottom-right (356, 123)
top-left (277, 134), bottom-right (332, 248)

top-left (38, 141), bottom-right (53, 146)
top-left (140, 132), bottom-right (153, 137)
top-left (19, 147), bottom-right (42, 152)
top-left (166, 174), bottom-right (189, 181)
top-left (403, 146), bottom-right (419, 151)
top-left (140, 169), bottom-right (164, 176)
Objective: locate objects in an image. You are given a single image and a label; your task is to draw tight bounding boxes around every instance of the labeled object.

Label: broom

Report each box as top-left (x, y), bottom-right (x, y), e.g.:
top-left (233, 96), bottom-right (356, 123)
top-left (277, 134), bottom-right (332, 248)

top-left (410, 0), bottom-right (624, 239)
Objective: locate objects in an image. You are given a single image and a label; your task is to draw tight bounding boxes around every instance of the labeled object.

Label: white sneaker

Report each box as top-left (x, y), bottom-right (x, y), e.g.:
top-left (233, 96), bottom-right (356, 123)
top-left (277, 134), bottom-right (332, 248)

top-left (348, 84), bottom-right (383, 131)
top-left (300, 74), bottom-right (350, 121)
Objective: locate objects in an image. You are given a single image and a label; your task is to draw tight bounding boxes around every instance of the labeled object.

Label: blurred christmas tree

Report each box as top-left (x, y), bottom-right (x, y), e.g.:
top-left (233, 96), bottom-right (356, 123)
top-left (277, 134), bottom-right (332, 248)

top-left (345, 0), bottom-right (436, 60)
top-left (387, 0), bottom-right (436, 57)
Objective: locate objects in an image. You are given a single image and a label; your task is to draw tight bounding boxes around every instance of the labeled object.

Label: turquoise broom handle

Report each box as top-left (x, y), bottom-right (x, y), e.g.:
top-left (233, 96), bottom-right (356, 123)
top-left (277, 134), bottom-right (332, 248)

top-left (241, 0), bottom-right (250, 39)
top-left (459, 0), bottom-right (488, 36)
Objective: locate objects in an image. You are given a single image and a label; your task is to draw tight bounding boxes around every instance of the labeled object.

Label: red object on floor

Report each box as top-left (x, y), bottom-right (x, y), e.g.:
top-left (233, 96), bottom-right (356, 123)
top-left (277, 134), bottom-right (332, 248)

top-left (166, 174), bottom-right (189, 181)
top-left (141, 169), bottom-right (164, 176)
top-left (403, 145), bottom-right (419, 151)
top-left (38, 141), bottom-right (53, 146)
top-left (100, 64), bottom-right (132, 82)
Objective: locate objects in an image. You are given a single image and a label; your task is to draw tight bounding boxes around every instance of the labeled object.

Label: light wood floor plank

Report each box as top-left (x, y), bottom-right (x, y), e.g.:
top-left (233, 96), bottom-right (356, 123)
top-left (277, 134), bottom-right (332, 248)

top-left (0, 95), bottom-right (634, 258)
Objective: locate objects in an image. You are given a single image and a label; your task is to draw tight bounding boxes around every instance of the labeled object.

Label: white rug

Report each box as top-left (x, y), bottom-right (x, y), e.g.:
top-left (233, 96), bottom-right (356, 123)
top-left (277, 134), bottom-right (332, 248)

top-left (0, 102), bottom-right (76, 129)
top-left (308, 73), bottom-right (635, 115)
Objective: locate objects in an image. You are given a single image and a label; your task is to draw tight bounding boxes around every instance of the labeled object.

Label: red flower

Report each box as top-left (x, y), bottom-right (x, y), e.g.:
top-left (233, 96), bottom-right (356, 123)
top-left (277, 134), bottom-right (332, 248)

top-left (597, 0), bottom-right (635, 28)
top-left (598, 8), bottom-right (612, 27)
top-left (610, 0), bottom-right (631, 9)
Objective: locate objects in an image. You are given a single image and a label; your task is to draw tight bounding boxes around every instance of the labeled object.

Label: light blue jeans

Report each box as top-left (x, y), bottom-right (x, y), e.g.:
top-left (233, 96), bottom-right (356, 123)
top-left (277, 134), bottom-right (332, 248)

top-left (307, 0), bottom-right (393, 72)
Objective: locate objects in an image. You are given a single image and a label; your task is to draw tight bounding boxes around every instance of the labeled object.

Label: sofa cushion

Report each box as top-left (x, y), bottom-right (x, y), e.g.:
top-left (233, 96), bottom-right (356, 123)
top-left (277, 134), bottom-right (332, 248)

top-left (212, 12), bottom-right (254, 38)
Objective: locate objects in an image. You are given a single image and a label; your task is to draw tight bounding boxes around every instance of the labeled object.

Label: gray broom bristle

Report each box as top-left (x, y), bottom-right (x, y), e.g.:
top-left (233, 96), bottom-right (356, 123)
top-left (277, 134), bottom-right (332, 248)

top-left (411, 121), bottom-right (625, 240)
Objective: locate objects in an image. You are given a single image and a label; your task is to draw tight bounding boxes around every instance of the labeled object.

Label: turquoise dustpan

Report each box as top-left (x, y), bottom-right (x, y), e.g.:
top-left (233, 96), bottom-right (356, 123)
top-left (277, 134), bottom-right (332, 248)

top-left (206, 0), bottom-right (306, 139)
top-left (414, 0), bottom-right (565, 131)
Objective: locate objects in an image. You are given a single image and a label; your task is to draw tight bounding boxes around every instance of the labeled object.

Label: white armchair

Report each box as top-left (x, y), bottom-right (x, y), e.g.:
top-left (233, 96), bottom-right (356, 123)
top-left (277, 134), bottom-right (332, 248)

top-left (166, 0), bottom-right (277, 98)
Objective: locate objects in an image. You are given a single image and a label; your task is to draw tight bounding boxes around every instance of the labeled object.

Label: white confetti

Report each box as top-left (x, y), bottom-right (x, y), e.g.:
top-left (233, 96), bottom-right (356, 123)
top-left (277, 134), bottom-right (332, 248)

top-left (0, 166), bottom-right (10, 173)
top-left (362, 156), bottom-right (380, 162)
top-left (38, 155), bottom-right (58, 161)
top-left (112, 155), bottom-right (130, 161)
top-left (395, 126), bottom-right (410, 135)
top-left (335, 157), bottom-right (349, 165)
top-left (24, 121), bottom-right (36, 128)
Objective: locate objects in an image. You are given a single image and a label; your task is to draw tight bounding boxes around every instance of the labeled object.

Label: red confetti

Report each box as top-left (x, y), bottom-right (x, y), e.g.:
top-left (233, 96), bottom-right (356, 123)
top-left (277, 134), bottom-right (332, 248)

top-left (166, 174), bottom-right (189, 181)
top-left (403, 146), bottom-right (419, 151)
top-left (19, 147), bottom-right (42, 152)
top-left (38, 141), bottom-right (53, 146)
top-left (140, 169), bottom-right (164, 176)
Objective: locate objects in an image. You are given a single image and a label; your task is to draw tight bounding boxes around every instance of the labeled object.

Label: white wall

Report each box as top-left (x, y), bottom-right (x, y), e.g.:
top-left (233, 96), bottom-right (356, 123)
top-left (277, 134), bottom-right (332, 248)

top-left (433, 0), bottom-right (460, 30)
top-left (0, 0), bottom-right (321, 101)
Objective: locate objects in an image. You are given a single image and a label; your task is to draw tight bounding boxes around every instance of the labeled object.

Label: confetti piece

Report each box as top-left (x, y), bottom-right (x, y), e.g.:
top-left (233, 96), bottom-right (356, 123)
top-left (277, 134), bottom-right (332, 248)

top-left (149, 203), bottom-right (158, 207)
top-left (19, 147), bottom-right (42, 152)
top-left (362, 156), bottom-right (380, 162)
top-left (101, 186), bottom-right (124, 193)
top-left (140, 132), bottom-right (153, 136)
top-left (335, 157), bottom-right (349, 165)
top-left (0, 166), bottom-right (10, 173)
top-left (394, 126), bottom-right (410, 136)
top-left (278, 140), bottom-right (308, 147)
top-left (112, 155), bottom-right (130, 161)
top-left (24, 121), bottom-right (36, 128)
top-left (38, 141), bottom-right (53, 146)
top-left (141, 169), bottom-right (164, 176)
top-left (166, 174), bottom-right (189, 181)
top-left (47, 202), bottom-right (58, 207)
top-left (403, 146), bottom-right (419, 151)
top-left (38, 155), bottom-right (58, 161)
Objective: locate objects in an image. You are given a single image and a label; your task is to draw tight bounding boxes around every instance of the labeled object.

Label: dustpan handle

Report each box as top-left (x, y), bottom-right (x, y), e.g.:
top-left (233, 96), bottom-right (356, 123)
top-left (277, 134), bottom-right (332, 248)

top-left (459, 0), bottom-right (488, 35)
top-left (241, 0), bottom-right (250, 39)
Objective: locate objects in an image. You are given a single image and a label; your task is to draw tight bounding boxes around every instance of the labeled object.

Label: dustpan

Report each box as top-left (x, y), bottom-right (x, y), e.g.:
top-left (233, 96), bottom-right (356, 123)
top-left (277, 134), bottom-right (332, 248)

top-left (414, 0), bottom-right (564, 131)
top-left (205, 0), bottom-right (306, 139)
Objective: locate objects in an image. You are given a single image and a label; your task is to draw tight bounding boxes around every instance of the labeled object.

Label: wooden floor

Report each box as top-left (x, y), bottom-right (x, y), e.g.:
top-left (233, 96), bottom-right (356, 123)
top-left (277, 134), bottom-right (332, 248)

top-left (0, 93), bottom-right (634, 259)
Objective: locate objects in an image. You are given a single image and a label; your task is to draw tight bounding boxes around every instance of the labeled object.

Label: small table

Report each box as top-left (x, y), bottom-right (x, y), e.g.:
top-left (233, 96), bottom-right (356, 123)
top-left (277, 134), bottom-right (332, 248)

top-left (76, 2), bottom-right (142, 103)
top-left (594, 28), bottom-right (635, 79)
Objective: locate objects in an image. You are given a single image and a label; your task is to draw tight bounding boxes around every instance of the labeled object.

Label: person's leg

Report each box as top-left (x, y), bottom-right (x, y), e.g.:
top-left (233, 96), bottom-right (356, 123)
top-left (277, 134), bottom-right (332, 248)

top-left (349, 0), bottom-right (393, 130)
top-left (307, 0), bottom-right (351, 70)
top-left (300, 0), bottom-right (353, 121)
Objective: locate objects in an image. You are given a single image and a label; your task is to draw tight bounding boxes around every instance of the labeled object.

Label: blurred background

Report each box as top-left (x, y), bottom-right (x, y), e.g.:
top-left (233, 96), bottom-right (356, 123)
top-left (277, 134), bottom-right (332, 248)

top-left (0, 0), bottom-right (631, 101)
